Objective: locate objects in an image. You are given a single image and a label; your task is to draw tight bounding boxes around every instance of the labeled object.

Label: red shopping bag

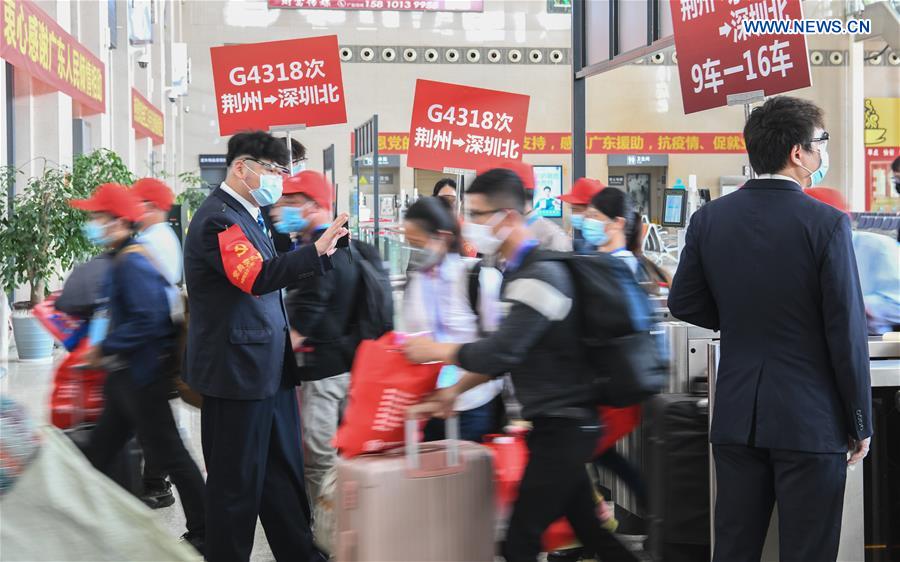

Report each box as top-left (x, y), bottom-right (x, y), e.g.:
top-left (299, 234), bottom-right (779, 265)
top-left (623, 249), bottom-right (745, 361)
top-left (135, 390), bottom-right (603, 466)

top-left (484, 432), bottom-right (609, 552)
top-left (334, 332), bottom-right (442, 458)
top-left (32, 292), bottom-right (89, 352)
top-left (50, 340), bottom-right (107, 429)
top-left (595, 405), bottom-right (641, 456)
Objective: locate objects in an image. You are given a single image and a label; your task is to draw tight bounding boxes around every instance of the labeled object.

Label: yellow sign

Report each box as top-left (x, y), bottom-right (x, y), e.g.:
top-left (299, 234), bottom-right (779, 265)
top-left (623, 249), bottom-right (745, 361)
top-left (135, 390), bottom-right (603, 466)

top-left (864, 97), bottom-right (899, 146)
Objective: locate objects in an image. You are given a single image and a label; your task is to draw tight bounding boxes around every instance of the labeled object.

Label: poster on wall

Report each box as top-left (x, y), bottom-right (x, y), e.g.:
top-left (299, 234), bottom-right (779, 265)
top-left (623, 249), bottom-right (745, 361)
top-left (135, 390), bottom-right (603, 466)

top-left (669, 0), bottom-right (811, 114)
top-left (379, 195), bottom-right (396, 220)
top-left (128, 0), bottom-right (153, 45)
top-left (533, 165), bottom-right (563, 218)
top-left (210, 35), bottom-right (347, 136)
top-left (406, 79), bottom-right (530, 173)
top-left (626, 173), bottom-right (651, 218)
top-left (864, 97), bottom-right (899, 212)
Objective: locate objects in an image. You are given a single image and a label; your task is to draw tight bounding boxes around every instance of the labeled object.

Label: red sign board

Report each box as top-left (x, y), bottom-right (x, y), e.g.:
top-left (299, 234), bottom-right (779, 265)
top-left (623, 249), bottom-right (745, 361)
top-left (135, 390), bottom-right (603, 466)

top-left (132, 89), bottom-right (164, 145)
top-left (1, 0), bottom-right (105, 114)
top-left (359, 131), bottom-right (747, 155)
top-left (268, 0), bottom-right (483, 12)
top-left (210, 35), bottom-right (347, 136)
top-left (407, 79), bottom-right (530, 172)
top-left (669, 0), bottom-right (811, 114)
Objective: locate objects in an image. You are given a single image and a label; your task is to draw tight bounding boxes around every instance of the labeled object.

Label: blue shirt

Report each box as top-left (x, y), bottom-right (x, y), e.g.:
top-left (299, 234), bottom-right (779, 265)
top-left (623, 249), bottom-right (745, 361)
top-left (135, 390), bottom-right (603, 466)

top-left (852, 231), bottom-right (900, 335)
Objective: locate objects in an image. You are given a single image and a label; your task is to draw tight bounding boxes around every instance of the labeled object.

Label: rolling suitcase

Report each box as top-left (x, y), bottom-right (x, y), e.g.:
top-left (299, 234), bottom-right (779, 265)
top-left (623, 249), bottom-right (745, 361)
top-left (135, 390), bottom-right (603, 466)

top-left (333, 417), bottom-right (495, 562)
top-left (643, 392), bottom-right (711, 562)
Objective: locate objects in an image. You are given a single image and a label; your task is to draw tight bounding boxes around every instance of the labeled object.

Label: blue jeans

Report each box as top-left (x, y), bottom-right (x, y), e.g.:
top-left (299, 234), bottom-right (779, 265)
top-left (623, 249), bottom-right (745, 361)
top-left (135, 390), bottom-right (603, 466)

top-left (423, 399), bottom-right (495, 443)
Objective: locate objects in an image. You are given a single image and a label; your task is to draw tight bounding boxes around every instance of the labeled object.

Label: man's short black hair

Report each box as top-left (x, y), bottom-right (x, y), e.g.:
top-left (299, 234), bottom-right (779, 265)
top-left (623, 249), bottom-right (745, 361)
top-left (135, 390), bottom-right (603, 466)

top-left (466, 168), bottom-right (526, 213)
top-left (743, 96), bottom-right (825, 174)
top-left (432, 178), bottom-right (457, 196)
top-left (226, 131), bottom-right (290, 168)
top-left (290, 138), bottom-right (307, 162)
top-left (892, 156), bottom-right (900, 173)
top-left (543, 186), bottom-right (551, 192)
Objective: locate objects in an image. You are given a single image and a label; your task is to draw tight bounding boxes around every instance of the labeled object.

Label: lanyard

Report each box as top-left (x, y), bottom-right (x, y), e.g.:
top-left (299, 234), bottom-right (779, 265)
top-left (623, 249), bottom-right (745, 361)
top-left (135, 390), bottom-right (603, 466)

top-left (420, 269), bottom-right (446, 342)
top-left (506, 239), bottom-right (539, 273)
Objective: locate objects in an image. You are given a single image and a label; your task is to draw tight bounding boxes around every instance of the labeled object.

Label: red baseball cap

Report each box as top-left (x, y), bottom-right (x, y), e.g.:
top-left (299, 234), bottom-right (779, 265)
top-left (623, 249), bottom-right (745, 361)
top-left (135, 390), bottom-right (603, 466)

top-left (477, 160), bottom-right (535, 190)
top-left (804, 187), bottom-right (849, 213)
top-left (132, 177), bottom-right (174, 212)
top-left (560, 177), bottom-right (605, 205)
top-left (282, 171), bottom-right (332, 210)
top-left (70, 183), bottom-right (143, 223)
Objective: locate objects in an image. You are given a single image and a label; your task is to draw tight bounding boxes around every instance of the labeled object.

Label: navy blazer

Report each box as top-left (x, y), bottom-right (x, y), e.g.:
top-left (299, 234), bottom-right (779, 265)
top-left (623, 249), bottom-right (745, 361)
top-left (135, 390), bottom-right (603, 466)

top-left (101, 239), bottom-right (173, 388)
top-left (669, 179), bottom-right (873, 453)
top-left (183, 187), bottom-right (328, 400)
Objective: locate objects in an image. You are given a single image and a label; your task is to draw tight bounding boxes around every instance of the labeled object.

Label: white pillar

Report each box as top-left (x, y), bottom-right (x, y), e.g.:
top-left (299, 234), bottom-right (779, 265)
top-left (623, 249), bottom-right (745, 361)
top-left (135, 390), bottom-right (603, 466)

top-left (846, 37), bottom-right (866, 212)
top-left (78, 0), bottom-right (112, 153)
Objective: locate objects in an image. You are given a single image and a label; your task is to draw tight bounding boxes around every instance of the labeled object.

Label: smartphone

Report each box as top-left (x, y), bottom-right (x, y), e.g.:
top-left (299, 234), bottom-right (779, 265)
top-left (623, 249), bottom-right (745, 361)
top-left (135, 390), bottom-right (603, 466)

top-left (336, 233), bottom-right (350, 248)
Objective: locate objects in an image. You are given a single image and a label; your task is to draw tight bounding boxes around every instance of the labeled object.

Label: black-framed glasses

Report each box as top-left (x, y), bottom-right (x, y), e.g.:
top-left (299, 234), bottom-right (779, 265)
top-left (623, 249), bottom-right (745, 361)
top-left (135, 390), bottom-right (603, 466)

top-left (243, 158), bottom-right (289, 175)
top-left (809, 131), bottom-right (830, 144)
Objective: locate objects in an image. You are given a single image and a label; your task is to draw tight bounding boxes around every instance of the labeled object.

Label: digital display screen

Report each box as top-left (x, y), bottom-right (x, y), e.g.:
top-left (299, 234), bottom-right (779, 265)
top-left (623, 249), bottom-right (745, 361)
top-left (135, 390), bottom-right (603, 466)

top-left (663, 191), bottom-right (686, 226)
top-left (533, 165), bottom-right (563, 218)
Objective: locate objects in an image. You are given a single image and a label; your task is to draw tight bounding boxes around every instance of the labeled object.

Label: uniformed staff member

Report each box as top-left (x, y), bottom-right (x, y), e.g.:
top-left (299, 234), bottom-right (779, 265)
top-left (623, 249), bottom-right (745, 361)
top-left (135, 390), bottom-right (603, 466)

top-left (183, 131), bottom-right (347, 562)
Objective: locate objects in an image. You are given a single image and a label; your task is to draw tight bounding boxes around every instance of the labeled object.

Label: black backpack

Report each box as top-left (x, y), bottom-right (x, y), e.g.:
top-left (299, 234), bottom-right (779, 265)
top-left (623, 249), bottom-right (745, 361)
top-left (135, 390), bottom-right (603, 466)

top-left (343, 240), bottom-right (394, 356)
top-left (534, 251), bottom-right (668, 407)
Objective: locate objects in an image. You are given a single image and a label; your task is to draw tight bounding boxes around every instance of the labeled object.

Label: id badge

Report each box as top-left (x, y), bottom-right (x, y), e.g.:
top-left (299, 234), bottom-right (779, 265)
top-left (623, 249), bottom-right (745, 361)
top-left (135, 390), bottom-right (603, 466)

top-left (436, 365), bottom-right (460, 389)
top-left (88, 317), bottom-right (109, 346)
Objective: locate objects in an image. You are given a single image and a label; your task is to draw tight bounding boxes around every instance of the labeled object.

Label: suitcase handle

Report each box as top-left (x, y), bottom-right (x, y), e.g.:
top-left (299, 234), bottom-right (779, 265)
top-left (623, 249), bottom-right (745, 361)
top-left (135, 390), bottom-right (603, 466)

top-left (403, 416), bottom-right (461, 474)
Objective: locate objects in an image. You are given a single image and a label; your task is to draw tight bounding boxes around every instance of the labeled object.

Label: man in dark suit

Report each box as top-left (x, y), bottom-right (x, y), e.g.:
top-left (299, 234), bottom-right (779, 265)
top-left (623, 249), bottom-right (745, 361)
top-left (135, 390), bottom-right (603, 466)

top-left (183, 131), bottom-right (347, 562)
top-left (668, 96), bottom-right (872, 562)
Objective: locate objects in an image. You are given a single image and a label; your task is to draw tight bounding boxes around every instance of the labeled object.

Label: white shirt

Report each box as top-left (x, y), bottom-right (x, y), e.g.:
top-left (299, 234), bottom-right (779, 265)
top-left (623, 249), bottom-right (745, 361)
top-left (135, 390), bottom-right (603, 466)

top-left (404, 253), bottom-right (504, 411)
top-left (756, 173), bottom-right (802, 186)
top-left (219, 181), bottom-right (260, 220)
top-left (138, 222), bottom-right (183, 285)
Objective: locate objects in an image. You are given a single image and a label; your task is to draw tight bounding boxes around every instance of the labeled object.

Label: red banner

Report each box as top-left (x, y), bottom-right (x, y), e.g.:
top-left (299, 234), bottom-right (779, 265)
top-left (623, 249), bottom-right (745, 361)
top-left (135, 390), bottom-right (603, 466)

top-left (269, 0), bottom-right (483, 11)
top-left (210, 35), bottom-right (347, 136)
top-left (1, 0), bottom-right (105, 114)
top-left (669, 0), bottom-right (811, 114)
top-left (360, 132), bottom-right (747, 155)
top-left (218, 225), bottom-right (264, 294)
top-left (132, 89), bottom-right (164, 145)
top-left (407, 80), bottom-right (530, 172)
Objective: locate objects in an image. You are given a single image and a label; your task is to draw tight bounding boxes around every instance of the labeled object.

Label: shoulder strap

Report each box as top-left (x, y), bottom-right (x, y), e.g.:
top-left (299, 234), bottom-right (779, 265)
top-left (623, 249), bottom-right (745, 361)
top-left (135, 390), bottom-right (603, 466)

top-left (467, 260), bottom-right (483, 334)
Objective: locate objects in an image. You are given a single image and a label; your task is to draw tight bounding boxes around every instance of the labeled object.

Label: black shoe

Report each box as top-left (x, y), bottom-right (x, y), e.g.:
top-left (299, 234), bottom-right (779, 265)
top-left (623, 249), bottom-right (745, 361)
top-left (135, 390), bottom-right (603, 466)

top-left (547, 547), bottom-right (585, 562)
top-left (180, 532), bottom-right (205, 556)
top-left (141, 485), bottom-right (176, 509)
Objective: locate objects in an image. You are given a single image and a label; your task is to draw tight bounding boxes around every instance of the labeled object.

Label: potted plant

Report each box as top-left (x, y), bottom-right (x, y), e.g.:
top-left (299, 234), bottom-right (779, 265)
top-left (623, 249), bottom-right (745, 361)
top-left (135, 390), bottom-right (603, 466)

top-left (0, 150), bottom-right (134, 360)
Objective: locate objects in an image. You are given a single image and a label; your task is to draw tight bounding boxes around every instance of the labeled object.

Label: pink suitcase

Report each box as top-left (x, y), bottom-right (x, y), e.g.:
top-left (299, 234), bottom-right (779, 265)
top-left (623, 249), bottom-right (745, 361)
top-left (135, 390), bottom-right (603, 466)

top-left (334, 418), bottom-right (496, 561)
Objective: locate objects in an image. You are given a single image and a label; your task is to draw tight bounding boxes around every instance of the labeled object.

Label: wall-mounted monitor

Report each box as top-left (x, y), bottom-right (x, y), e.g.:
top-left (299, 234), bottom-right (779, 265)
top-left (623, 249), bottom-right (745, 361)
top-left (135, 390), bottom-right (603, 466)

top-left (661, 188), bottom-right (687, 227)
top-left (533, 165), bottom-right (563, 218)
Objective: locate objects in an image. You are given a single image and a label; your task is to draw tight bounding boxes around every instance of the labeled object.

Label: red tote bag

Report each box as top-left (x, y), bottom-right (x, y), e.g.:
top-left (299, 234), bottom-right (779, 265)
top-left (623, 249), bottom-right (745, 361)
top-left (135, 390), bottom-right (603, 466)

top-left (50, 340), bottom-right (107, 429)
top-left (334, 332), bottom-right (442, 458)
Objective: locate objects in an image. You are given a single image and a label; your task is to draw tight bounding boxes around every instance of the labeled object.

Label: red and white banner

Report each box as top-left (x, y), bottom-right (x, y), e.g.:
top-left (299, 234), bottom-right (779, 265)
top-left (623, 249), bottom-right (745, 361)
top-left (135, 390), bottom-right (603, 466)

top-left (670, 0), bottom-right (811, 114)
top-left (268, 0), bottom-right (483, 11)
top-left (210, 35), bottom-right (347, 136)
top-left (132, 89), bottom-right (164, 145)
top-left (407, 79), bottom-right (530, 172)
top-left (1, 0), bottom-right (105, 114)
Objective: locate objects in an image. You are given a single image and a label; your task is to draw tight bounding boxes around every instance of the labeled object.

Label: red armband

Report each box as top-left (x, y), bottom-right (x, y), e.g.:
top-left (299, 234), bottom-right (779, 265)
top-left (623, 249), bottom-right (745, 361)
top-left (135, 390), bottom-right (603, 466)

top-left (218, 224), bottom-right (264, 293)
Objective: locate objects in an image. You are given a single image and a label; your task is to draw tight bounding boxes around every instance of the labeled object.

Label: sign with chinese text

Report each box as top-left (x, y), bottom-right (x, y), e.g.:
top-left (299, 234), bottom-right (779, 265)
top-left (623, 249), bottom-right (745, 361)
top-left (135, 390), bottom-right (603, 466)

top-left (670, 0), bottom-right (811, 114)
top-left (268, 0), bottom-right (483, 12)
top-left (864, 97), bottom-right (900, 211)
top-left (132, 89), bottom-right (164, 145)
top-left (1, 0), bottom-right (105, 113)
top-left (210, 35), bottom-right (347, 136)
top-left (407, 79), bottom-right (530, 172)
top-left (365, 131), bottom-right (747, 155)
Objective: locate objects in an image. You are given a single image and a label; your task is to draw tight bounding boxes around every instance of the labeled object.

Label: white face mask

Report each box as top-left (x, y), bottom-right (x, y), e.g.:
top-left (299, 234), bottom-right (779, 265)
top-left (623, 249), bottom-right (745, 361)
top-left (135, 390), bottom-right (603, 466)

top-left (462, 212), bottom-right (510, 256)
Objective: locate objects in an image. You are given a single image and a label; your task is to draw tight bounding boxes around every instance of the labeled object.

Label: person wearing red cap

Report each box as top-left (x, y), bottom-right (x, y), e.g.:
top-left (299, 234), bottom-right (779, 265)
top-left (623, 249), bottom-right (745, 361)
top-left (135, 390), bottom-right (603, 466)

top-left (273, 171), bottom-right (359, 504)
top-left (560, 177), bottom-right (604, 252)
top-left (70, 183), bottom-right (206, 554)
top-left (805, 187), bottom-right (900, 336)
top-left (133, 178), bottom-right (182, 286)
top-left (480, 160), bottom-right (572, 252)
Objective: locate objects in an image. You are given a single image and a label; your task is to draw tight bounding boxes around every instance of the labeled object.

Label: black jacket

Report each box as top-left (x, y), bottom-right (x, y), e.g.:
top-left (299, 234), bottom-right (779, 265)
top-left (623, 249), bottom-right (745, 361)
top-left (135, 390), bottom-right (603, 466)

top-left (457, 244), bottom-right (594, 420)
top-left (183, 187), bottom-right (329, 400)
top-left (668, 178), bottom-right (872, 453)
top-left (285, 228), bottom-right (361, 380)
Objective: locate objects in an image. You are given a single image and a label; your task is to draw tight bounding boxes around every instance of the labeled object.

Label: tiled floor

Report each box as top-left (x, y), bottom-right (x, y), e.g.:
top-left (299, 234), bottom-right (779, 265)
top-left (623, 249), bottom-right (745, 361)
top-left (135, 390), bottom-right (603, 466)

top-left (0, 347), bottom-right (276, 562)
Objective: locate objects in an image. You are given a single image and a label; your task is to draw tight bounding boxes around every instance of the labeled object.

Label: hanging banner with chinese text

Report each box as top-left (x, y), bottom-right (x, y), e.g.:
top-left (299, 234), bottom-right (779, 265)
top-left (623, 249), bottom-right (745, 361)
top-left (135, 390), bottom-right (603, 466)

top-left (1, 0), bottom-right (106, 114)
top-left (132, 89), bottom-right (164, 145)
top-left (364, 131), bottom-right (747, 155)
top-left (407, 79), bottom-right (530, 172)
top-left (669, 0), bottom-right (811, 114)
top-left (210, 35), bottom-right (347, 136)
top-left (268, 0), bottom-right (483, 11)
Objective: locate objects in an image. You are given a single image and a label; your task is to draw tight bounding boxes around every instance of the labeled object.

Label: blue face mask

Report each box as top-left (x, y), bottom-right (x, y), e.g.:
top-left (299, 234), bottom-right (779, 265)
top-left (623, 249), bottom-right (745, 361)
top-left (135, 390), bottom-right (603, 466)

top-left (582, 217), bottom-right (610, 247)
top-left (571, 214), bottom-right (584, 231)
top-left (244, 165), bottom-right (284, 207)
top-left (274, 206), bottom-right (309, 234)
top-left (291, 161), bottom-right (306, 175)
top-left (82, 220), bottom-right (109, 246)
top-left (805, 148), bottom-right (829, 187)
